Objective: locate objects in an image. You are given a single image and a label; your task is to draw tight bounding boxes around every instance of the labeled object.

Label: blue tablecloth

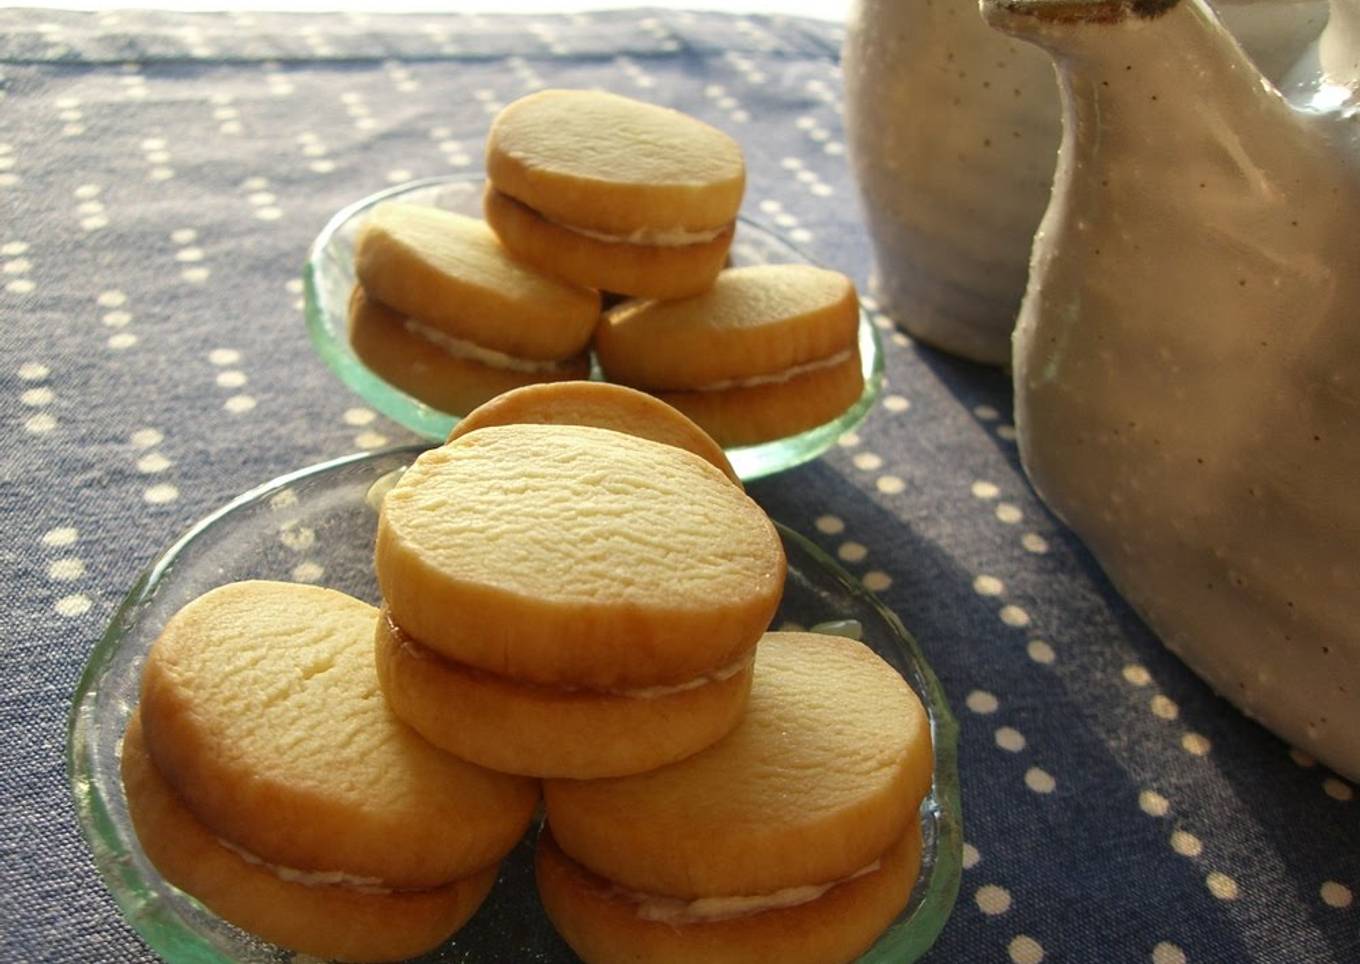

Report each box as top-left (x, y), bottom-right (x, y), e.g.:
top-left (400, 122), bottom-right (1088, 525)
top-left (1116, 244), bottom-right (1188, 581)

top-left (1, 7), bottom-right (1355, 962)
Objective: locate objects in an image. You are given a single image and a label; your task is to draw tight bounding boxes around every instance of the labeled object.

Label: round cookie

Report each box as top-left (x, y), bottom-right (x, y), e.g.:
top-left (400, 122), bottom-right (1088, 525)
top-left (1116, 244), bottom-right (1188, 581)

top-left (483, 186), bottom-right (733, 300)
top-left (374, 424), bottom-right (784, 689)
top-left (542, 632), bottom-right (932, 899)
top-left (447, 380), bottom-right (739, 484)
top-left (122, 712), bottom-right (499, 964)
top-left (596, 265), bottom-right (859, 389)
top-left (594, 265), bottom-right (865, 446)
top-left (535, 822), bottom-right (923, 964)
top-left (349, 286), bottom-right (590, 416)
top-left (354, 201), bottom-right (599, 360)
top-left (137, 581), bottom-right (539, 890)
top-left (375, 610), bottom-right (754, 778)
top-left (486, 89), bottom-right (745, 238)
top-left (655, 352), bottom-right (864, 449)
top-left (484, 89), bottom-right (744, 297)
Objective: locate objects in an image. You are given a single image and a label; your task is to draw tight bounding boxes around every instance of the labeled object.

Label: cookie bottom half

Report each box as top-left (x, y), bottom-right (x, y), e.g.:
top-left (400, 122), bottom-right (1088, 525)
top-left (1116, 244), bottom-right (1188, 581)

top-left (121, 713), bottom-right (498, 964)
top-left (656, 349), bottom-right (865, 448)
top-left (375, 613), bottom-right (754, 779)
top-left (349, 286), bottom-right (589, 416)
top-left (484, 186), bottom-right (733, 300)
top-left (535, 822), bottom-right (922, 964)
top-left (447, 381), bottom-right (740, 486)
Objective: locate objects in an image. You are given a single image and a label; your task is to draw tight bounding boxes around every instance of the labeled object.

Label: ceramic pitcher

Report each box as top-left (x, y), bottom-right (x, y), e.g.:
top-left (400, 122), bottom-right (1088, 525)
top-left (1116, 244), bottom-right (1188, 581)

top-left (985, 0), bottom-right (1360, 778)
top-left (842, 0), bottom-right (1328, 365)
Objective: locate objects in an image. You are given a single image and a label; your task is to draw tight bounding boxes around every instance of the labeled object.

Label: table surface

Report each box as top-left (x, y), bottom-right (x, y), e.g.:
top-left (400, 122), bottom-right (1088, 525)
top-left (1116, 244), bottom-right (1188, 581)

top-left (1, 7), bottom-right (1356, 964)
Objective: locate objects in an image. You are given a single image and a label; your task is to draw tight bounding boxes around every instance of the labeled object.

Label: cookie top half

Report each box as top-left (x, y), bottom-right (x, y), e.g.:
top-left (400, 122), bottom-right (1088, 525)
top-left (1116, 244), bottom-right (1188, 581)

top-left (354, 202), bottom-right (600, 360)
top-left (137, 581), bottom-right (539, 889)
top-left (596, 264), bottom-right (860, 390)
top-left (486, 89), bottom-right (745, 236)
top-left (375, 424), bottom-right (784, 688)
top-left (543, 632), bottom-right (932, 899)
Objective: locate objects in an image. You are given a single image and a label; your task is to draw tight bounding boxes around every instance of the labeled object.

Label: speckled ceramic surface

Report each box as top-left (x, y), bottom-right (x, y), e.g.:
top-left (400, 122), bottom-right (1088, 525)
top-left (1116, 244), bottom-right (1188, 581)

top-left (989, 0), bottom-right (1360, 779)
top-left (843, 0), bottom-right (1060, 366)
top-left (842, 0), bottom-right (1328, 367)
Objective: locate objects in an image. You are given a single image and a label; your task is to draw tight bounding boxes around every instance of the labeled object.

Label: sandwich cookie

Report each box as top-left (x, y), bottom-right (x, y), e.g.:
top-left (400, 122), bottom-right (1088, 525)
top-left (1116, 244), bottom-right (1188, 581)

top-left (348, 286), bottom-right (589, 416)
top-left (129, 581), bottom-right (538, 962)
top-left (594, 265), bottom-right (866, 447)
top-left (447, 380), bottom-right (740, 485)
top-left (373, 424), bottom-right (785, 777)
top-left (122, 714), bottom-right (500, 964)
top-left (353, 202), bottom-right (599, 412)
top-left (484, 89), bottom-right (744, 299)
top-left (539, 632), bottom-right (933, 964)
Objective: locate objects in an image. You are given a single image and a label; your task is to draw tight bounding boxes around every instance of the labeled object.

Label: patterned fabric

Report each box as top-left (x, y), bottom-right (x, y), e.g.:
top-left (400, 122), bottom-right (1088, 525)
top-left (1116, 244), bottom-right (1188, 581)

top-left (1, 8), bottom-right (1355, 963)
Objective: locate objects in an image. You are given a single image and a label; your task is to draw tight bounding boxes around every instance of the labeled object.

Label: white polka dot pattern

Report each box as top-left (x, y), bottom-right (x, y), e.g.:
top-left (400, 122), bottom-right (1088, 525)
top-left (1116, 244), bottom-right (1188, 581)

top-left (1024, 767), bottom-right (1056, 794)
top-left (1151, 695), bottom-right (1179, 721)
top-left (815, 514), bottom-right (844, 535)
top-left (1152, 942), bottom-right (1187, 964)
top-left (1026, 640), bottom-right (1055, 664)
top-left (703, 82), bottom-right (749, 125)
top-left (1140, 790), bottom-right (1170, 818)
top-left (1009, 935), bottom-right (1045, 963)
top-left (976, 884), bottom-right (1012, 915)
top-left (1320, 881), bottom-right (1353, 909)
top-left (42, 527), bottom-right (77, 548)
top-left (1171, 830), bottom-right (1202, 857)
top-left (1206, 872), bottom-right (1239, 901)
top-left (2, 13), bottom-right (1356, 963)
top-left (143, 483), bottom-right (179, 505)
top-left (1123, 664), bottom-right (1152, 686)
top-left (966, 690), bottom-right (1000, 714)
top-left (862, 570), bottom-right (892, 592)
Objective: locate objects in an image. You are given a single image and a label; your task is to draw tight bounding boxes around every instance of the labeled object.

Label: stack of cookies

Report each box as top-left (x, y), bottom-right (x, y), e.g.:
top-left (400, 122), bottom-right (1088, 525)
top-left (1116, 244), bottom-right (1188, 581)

top-left (349, 203), bottom-right (600, 416)
top-left (368, 384), bottom-right (934, 963)
top-left (484, 89), bottom-right (742, 300)
top-left (348, 88), bottom-right (865, 445)
top-left (539, 631), bottom-right (933, 964)
top-left (122, 384), bottom-right (936, 963)
top-left (123, 581), bottom-right (539, 962)
top-left (371, 406), bottom-right (786, 780)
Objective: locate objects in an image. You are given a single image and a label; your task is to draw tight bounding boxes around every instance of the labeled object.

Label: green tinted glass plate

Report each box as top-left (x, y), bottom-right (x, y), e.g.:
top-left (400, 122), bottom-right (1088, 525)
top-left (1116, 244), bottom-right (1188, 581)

top-left (303, 176), bottom-right (884, 482)
top-left (69, 446), bottom-right (959, 963)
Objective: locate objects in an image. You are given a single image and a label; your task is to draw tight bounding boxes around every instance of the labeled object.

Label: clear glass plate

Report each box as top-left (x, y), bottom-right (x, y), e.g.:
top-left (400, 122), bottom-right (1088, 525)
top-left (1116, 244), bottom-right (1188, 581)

top-left (303, 175), bottom-right (885, 482)
top-left (68, 446), bottom-right (960, 963)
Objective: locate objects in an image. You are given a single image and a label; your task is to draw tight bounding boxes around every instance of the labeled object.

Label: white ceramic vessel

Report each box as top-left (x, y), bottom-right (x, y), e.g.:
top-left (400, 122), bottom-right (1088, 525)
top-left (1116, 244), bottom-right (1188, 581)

top-left (842, 0), bottom-right (1328, 365)
top-left (987, 0), bottom-right (1360, 778)
top-left (844, 0), bottom-right (1060, 364)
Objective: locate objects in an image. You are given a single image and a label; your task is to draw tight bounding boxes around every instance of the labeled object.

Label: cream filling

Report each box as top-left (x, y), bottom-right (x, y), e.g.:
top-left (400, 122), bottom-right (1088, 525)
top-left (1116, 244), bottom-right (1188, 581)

top-left (608, 655), bottom-right (750, 699)
top-left (218, 838), bottom-right (393, 895)
top-left (626, 859), bottom-right (882, 925)
top-left (545, 213), bottom-right (730, 248)
top-left (392, 615), bottom-right (750, 701)
top-left (365, 466), bottom-right (407, 511)
top-left (403, 318), bottom-right (572, 374)
top-left (695, 348), bottom-right (854, 392)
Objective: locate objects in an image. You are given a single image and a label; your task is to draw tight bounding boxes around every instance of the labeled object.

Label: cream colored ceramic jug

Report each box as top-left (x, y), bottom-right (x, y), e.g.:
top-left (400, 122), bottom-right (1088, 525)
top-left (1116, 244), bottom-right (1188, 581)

top-left (842, 0), bottom-right (1327, 365)
top-left (985, 0), bottom-right (1360, 778)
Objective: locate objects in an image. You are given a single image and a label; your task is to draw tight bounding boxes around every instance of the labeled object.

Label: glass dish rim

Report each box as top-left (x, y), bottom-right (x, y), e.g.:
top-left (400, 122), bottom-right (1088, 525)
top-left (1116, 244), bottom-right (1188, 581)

top-left (66, 444), bottom-right (961, 963)
top-left (301, 174), bottom-right (886, 483)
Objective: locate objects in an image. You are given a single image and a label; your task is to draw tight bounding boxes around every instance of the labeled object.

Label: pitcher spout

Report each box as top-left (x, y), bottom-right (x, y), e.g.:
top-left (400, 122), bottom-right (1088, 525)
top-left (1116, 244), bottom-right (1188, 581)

top-left (979, 0), bottom-right (1307, 180)
top-left (980, 0), bottom-right (1278, 107)
top-left (981, 0), bottom-right (1181, 34)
